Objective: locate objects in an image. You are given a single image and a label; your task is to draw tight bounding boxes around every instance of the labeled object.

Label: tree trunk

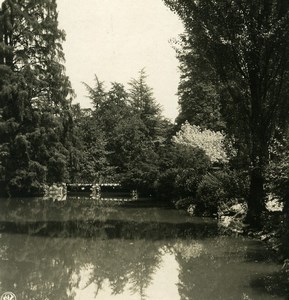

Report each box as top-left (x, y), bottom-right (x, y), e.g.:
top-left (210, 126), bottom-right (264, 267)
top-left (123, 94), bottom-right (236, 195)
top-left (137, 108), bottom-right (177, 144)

top-left (245, 128), bottom-right (268, 229)
top-left (245, 166), bottom-right (266, 229)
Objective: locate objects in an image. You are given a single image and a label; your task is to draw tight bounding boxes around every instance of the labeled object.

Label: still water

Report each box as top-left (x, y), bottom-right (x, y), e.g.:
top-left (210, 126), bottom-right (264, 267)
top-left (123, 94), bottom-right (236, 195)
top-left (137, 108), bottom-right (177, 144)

top-left (0, 197), bottom-right (287, 300)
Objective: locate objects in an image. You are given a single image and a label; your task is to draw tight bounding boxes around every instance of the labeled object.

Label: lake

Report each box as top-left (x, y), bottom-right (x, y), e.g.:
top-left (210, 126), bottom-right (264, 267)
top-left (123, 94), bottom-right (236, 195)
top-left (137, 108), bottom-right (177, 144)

top-left (0, 197), bottom-right (287, 300)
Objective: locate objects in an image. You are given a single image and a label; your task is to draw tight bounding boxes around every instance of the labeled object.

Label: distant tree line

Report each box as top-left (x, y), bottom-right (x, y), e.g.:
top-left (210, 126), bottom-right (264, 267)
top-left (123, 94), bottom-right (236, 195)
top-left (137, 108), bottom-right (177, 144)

top-left (70, 70), bottom-right (172, 197)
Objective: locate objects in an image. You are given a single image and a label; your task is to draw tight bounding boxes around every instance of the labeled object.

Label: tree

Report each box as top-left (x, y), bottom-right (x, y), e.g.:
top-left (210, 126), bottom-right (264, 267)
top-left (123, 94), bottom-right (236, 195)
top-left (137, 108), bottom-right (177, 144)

top-left (0, 0), bottom-right (73, 195)
top-left (83, 77), bottom-right (131, 180)
top-left (173, 34), bottom-right (225, 131)
top-left (83, 73), bottom-right (170, 194)
top-left (164, 0), bottom-right (289, 227)
top-left (128, 69), bottom-right (162, 140)
top-left (69, 104), bottom-right (111, 183)
top-left (113, 116), bottom-right (161, 195)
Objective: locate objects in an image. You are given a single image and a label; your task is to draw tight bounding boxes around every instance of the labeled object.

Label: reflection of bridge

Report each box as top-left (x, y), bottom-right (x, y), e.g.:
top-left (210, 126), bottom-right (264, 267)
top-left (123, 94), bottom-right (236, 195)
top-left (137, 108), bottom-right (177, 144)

top-left (66, 183), bottom-right (138, 200)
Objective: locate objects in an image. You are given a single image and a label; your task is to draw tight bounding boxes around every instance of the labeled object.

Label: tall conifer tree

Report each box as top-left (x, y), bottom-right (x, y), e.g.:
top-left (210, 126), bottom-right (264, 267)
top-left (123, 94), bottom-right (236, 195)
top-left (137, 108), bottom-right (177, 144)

top-left (0, 0), bottom-right (73, 195)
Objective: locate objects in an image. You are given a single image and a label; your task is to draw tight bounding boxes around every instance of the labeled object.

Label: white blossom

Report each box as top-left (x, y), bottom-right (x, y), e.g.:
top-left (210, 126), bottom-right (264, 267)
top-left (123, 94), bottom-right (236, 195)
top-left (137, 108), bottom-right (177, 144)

top-left (172, 121), bottom-right (228, 163)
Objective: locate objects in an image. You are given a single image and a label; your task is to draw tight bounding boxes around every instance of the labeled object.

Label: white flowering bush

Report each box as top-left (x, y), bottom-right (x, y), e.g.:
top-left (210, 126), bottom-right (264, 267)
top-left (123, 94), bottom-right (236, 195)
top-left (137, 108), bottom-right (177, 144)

top-left (172, 121), bottom-right (229, 163)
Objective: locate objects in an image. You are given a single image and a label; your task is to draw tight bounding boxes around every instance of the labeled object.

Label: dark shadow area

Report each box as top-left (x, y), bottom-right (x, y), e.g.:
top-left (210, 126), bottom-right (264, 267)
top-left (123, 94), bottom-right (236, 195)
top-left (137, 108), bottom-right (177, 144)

top-left (118, 198), bottom-right (175, 208)
top-left (0, 196), bottom-right (218, 240)
top-left (244, 240), bottom-right (279, 263)
top-left (0, 218), bottom-right (218, 240)
top-left (250, 270), bottom-right (289, 299)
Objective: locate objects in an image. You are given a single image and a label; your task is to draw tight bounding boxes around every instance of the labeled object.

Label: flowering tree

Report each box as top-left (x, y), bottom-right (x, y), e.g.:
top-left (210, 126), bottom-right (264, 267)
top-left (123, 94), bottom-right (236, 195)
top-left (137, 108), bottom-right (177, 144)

top-left (172, 121), bottom-right (228, 163)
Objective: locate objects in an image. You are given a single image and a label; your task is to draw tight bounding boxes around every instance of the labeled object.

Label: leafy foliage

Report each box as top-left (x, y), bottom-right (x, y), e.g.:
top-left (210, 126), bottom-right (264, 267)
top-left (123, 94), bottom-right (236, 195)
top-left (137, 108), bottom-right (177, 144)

top-left (196, 169), bottom-right (249, 216)
top-left (173, 34), bottom-right (225, 131)
top-left (156, 142), bottom-right (211, 205)
top-left (69, 104), bottom-right (111, 183)
top-left (266, 137), bottom-right (289, 257)
top-left (267, 136), bottom-right (289, 201)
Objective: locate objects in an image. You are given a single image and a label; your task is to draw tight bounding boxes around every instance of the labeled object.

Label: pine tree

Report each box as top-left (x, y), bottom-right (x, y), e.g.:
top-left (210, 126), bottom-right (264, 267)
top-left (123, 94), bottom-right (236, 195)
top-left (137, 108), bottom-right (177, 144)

top-left (128, 69), bottom-right (162, 140)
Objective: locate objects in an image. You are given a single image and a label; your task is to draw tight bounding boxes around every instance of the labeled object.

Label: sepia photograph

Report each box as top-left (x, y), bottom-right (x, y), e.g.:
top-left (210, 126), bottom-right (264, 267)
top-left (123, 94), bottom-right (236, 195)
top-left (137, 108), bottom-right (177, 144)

top-left (0, 0), bottom-right (289, 299)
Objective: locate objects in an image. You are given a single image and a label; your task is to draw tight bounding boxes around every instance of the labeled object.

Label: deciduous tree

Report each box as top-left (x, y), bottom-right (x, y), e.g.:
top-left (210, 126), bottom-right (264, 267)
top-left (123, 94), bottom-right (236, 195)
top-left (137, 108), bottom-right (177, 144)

top-left (164, 0), bottom-right (289, 227)
top-left (173, 34), bottom-right (225, 131)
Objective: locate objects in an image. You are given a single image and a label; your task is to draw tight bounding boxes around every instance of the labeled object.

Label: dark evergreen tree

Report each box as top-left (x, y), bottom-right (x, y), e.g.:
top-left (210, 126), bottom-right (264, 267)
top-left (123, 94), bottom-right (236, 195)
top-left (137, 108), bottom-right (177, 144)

top-left (84, 74), bottom-right (170, 195)
top-left (69, 104), bottom-right (112, 183)
top-left (128, 69), bottom-right (162, 140)
top-left (83, 77), bottom-right (132, 178)
top-left (0, 0), bottom-right (73, 195)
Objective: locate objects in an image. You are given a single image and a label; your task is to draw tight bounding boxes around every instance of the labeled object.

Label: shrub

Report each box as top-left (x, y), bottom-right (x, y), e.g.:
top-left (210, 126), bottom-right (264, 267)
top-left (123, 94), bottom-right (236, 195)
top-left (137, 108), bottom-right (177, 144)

top-left (173, 144), bottom-right (211, 196)
top-left (8, 161), bottom-right (46, 196)
top-left (266, 147), bottom-right (289, 202)
top-left (195, 172), bottom-right (226, 215)
top-left (156, 143), bottom-right (211, 201)
top-left (175, 197), bottom-right (194, 210)
top-left (195, 169), bottom-right (249, 216)
top-left (156, 168), bottom-right (178, 200)
top-left (266, 145), bottom-right (289, 258)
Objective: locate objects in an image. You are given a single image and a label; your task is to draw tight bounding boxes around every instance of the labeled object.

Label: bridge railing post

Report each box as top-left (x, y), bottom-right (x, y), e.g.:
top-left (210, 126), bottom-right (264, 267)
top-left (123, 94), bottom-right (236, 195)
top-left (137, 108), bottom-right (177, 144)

top-left (131, 190), bottom-right (138, 200)
top-left (91, 184), bottom-right (101, 199)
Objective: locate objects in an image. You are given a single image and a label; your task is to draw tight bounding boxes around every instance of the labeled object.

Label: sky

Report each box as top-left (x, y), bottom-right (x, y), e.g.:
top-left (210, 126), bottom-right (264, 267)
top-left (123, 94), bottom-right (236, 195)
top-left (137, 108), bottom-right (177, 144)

top-left (56, 0), bottom-right (184, 120)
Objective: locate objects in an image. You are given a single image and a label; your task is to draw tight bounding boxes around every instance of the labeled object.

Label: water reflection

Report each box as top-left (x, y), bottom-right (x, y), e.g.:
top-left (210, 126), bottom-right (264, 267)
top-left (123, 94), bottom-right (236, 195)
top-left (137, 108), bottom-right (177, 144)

top-left (0, 198), bottom-right (286, 300)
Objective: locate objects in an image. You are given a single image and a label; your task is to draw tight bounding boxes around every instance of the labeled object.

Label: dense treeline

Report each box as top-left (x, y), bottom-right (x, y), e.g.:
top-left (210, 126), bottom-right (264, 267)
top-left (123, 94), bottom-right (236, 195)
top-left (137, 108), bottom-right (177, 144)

top-left (165, 0), bottom-right (289, 227)
top-left (70, 70), bottom-right (174, 196)
top-left (0, 0), bottom-right (201, 200)
top-left (0, 0), bottom-right (206, 201)
top-left (0, 0), bottom-right (228, 205)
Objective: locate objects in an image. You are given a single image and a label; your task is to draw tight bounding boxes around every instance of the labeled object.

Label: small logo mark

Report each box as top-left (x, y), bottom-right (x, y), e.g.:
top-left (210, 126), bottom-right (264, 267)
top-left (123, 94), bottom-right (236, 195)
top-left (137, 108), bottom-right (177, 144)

top-left (0, 292), bottom-right (16, 300)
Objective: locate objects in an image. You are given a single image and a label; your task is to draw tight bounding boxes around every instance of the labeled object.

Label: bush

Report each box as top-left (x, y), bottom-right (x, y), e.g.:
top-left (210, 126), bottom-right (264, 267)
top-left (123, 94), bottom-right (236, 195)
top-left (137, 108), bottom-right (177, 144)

top-left (195, 169), bottom-right (249, 216)
top-left (172, 144), bottom-right (211, 197)
top-left (8, 161), bottom-right (46, 196)
top-left (156, 143), bottom-right (211, 201)
top-left (266, 146), bottom-right (289, 258)
top-left (195, 172), bottom-right (226, 215)
top-left (266, 148), bottom-right (289, 202)
top-left (172, 121), bottom-right (229, 163)
top-left (156, 168), bottom-right (178, 200)
top-left (175, 197), bottom-right (194, 210)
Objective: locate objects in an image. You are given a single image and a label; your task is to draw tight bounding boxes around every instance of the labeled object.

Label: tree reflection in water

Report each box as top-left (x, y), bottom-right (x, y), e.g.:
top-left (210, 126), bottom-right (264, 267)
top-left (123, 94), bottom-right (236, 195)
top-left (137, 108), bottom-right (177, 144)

top-left (0, 197), bottom-right (284, 300)
top-left (0, 198), bottom-right (183, 299)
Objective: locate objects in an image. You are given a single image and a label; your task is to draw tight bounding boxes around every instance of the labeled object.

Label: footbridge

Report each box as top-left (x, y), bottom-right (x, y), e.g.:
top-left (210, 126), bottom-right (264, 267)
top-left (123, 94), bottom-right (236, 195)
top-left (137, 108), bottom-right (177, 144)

top-left (44, 183), bottom-right (138, 201)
